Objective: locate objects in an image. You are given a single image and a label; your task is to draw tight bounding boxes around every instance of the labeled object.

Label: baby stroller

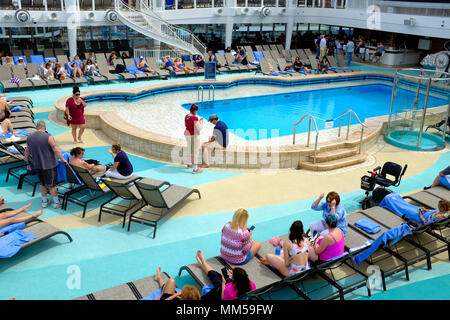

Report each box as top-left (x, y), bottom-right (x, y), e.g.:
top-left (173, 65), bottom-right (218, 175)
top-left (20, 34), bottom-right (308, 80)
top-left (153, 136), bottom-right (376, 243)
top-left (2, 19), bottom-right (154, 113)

top-left (360, 161), bottom-right (408, 210)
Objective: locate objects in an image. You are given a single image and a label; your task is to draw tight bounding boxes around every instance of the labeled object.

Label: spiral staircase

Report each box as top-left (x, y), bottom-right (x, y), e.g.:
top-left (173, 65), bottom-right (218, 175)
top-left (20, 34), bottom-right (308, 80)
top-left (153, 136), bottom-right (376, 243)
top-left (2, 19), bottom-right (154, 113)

top-left (114, 0), bottom-right (206, 56)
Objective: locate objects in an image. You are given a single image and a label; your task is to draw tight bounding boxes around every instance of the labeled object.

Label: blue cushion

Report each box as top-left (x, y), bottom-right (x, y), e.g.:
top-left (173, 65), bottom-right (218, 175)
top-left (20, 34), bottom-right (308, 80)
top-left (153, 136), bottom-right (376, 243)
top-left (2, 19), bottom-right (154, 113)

top-left (30, 55), bottom-right (45, 65)
top-left (270, 72), bottom-right (279, 76)
top-left (126, 65), bottom-right (143, 74)
top-left (44, 57), bottom-right (57, 63)
top-left (181, 55), bottom-right (191, 61)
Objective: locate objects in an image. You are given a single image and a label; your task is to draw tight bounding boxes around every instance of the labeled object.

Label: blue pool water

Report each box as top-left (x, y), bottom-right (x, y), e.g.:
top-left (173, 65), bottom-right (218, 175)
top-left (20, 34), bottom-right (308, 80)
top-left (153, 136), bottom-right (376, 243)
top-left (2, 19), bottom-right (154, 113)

top-left (183, 83), bottom-right (447, 140)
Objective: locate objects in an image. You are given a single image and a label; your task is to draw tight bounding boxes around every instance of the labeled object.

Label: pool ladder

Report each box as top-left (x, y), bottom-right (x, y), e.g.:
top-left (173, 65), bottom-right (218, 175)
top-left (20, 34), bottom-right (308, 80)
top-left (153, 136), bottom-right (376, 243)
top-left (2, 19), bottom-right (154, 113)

top-left (197, 85), bottom-right (215, 105)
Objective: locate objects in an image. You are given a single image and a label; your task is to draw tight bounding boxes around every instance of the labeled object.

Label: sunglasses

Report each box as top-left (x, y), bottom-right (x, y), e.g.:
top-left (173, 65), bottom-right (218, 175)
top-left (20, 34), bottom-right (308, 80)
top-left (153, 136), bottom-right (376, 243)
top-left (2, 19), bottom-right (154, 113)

top-left (74, 93), bottom-right (81, 96)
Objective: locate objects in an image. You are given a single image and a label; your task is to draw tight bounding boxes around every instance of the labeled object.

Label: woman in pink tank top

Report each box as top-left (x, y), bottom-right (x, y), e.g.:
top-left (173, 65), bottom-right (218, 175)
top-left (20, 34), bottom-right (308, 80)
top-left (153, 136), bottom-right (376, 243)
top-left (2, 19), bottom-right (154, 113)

top-left (308, 215), bottom-right (345, 263)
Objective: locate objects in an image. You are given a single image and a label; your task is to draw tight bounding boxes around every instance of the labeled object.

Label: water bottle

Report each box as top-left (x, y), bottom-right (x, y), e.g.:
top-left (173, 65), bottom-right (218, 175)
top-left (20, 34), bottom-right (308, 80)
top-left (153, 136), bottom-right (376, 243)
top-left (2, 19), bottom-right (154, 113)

top-left (275, 243), bottom-right (281, 256)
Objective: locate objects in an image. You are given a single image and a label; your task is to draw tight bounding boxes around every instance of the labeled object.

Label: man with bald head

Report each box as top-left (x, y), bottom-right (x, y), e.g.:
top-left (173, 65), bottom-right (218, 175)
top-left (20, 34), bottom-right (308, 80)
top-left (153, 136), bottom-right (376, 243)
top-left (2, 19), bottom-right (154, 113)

top-left (24, 121), bottom-right (68, 209)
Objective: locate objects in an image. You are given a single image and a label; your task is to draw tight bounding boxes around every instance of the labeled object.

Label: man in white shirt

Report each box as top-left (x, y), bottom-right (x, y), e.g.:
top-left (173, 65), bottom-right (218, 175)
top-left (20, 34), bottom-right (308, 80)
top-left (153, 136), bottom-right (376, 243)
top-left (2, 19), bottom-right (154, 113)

top-left (319, 35), bottom-right (327, 60)
top-left (346, 38), bottom-right (355, 65)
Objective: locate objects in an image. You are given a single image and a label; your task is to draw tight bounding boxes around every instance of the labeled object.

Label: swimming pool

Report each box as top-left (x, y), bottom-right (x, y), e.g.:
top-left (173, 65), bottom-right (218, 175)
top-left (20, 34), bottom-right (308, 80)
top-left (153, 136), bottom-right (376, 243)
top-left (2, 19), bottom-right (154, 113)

top-left (182, 83), bottom-right (447, 140)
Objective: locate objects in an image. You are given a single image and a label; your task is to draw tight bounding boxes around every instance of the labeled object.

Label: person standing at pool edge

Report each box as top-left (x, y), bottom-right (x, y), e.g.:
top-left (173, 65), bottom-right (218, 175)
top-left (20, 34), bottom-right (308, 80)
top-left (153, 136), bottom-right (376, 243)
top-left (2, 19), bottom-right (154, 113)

top-left (65, 86), bottom-right (87, 144)
top-left (184, 104), bottom-right (203, 174)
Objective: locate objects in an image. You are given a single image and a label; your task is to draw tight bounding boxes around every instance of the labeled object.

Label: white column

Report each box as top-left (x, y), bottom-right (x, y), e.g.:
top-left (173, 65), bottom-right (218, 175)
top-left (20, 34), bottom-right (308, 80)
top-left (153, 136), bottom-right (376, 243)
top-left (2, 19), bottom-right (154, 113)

top-left (225, 17), bottom-right (233, 48)
top-left (285, 18), bottom-right (294, 50)
top-left (68, 27), bottom-right (77, 57)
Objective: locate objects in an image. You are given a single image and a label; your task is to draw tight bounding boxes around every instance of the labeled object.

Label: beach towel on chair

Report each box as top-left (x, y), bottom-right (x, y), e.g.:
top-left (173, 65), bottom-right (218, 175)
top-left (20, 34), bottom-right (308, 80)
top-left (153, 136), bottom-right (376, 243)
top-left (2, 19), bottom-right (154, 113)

top-left (125, 65), bottom-right (144, 74)
top-left (353, 224), bottom-right (413, 265)
top-left (355, 218), bottom-right (381, 234)
top-left (10, 106), bottom-right (22, 112)
top-left (380, 192), bottom-right (437, 224)
top-left (0, 222), bottom-right (37, 258)
top-left (0, 129), bottom-right (28, 139)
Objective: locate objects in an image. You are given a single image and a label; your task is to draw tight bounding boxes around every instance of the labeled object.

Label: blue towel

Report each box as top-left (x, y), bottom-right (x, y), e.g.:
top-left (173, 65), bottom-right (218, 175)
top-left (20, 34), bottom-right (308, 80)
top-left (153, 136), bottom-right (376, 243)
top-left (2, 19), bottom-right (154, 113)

top-left (126, 65), bottom-right (144, 74)
top-left (339, 67), bottom-right (353, 71)
top-left (56, 152), bottom-right (71, 183)
top-left (380, 192), bottom-right (437, 224)
top-left (355, 218), bottom-right (381, 234)
top-left (140, 287), bottom-right (181, 300)
top-left (0, 228), bottom-right (37, 258)
top-left (44, 57), bottom-right (57, 63)
top-left (0, 222), bottom-right (25, 235)
top-left (30, 55), bottom-right (45, 65)
top-left (353, 224), bottom-right (413, 265)
top-left (0, 128), bottom-right (28, 139)
top-left (10, 106), bottom-right (22, 112)
top-left (269, 72), bottom-right (279, 76)
top-left (254, 51), bottom-right (264, 62)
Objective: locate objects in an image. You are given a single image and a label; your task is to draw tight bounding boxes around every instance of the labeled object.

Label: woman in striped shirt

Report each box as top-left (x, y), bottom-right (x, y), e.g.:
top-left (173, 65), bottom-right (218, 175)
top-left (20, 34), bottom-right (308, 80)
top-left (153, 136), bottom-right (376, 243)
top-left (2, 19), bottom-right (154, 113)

top-left (220, 208), bottom-right (261, 265)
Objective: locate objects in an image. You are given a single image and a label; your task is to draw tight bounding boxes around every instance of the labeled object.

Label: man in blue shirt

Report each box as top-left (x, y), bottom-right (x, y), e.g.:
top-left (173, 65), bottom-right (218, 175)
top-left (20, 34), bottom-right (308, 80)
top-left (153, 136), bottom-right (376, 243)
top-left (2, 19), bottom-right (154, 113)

top-left (200, 114), bottom-right (228, 168)
top-left (425, 165), bottom-right (450, 190)
top-left (346, 38), bottom-right (355, 66)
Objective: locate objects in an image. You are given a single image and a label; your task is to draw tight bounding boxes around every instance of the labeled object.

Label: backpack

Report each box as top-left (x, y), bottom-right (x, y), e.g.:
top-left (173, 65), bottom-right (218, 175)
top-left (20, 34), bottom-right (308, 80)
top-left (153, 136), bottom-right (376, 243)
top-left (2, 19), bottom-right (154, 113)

top-left (115, 64), bottom-right (125, 73)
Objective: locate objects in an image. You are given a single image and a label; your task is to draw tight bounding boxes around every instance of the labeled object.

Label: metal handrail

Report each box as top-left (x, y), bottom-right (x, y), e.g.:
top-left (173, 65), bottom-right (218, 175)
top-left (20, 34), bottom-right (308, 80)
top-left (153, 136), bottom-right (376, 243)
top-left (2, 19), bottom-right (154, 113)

top-left (197, 86), bottom-right (204, 104)
top-left (292, 114), bottom-right (320, 163)
top-left (335, 109), bottom-right (368, 154)
top-left (208, 84), bottom-right (215, 101)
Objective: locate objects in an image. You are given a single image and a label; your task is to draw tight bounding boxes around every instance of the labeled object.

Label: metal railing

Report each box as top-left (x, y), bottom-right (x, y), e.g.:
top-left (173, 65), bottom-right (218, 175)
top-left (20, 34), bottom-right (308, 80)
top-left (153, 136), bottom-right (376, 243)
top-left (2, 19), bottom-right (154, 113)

top-left (197, 84), bottom-right (215, 104)
top-left (116, 0), bottom-right (207, 56)
top-left (292, 114), bottom-right (319, 163)
top-left (336, 109), bottom-right (367, 154)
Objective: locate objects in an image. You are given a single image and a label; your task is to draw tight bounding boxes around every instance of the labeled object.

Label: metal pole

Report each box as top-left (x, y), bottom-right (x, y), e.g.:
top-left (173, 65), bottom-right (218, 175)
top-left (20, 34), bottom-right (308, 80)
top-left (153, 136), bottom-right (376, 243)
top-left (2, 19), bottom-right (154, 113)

top-left (417, 77), bottom-right (432, 148)
top-left (411, 69), bottom-right (423, 120)
top-left (293, 127), bottom-right (296, 145)
top-left (313, 134), bottom-right (319, 164)
top-left (338, 119), bottom-right (342, 137)
top-left (307, 118), bottom-right (311, 147)
top-left (387, 70), bottom-right (398, 131)
top-left (346, 112), bottom-right (351, 140)
top-left (359, 126), bottom-right (364, 154)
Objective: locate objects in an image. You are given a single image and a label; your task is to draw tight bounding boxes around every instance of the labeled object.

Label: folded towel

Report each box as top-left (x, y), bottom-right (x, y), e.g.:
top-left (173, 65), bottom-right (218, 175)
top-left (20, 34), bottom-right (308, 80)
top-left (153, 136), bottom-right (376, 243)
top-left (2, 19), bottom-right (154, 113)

top-left (6, 146), bottom-right (20, 154)
top-left (0, 229), bottom-right (37, 258)
top-left (355, 218), bottom-right (381, 234)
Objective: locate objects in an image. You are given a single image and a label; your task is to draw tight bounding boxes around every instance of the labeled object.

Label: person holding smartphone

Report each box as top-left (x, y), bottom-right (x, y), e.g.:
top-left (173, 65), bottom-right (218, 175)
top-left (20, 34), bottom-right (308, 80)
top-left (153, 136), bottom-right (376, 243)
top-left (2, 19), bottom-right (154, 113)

top-left (65, 86), bottom-right (87, 144)
top-left (184, 103), bottom-right (203, 173)
top-left (220, 208), bottom-right (261, 265)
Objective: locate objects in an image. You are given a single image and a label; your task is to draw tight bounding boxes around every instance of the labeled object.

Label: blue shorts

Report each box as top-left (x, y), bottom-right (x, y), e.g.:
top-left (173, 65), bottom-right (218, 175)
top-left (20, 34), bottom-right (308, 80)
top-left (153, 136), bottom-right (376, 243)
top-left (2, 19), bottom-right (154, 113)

top-left (235, 250), bottom-right (252, 265)
top-left (439, 176), bottom-right (450, 189)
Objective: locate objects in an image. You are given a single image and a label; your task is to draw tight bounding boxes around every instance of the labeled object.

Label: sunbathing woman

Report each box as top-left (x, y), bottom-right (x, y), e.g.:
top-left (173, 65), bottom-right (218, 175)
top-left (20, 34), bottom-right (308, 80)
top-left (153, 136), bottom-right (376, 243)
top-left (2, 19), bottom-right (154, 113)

top-left (418, 199), bottom-right (450, 224)
top-left (260, 220), bottom-right (310, 277)
top-left (0, 100), bottom-right (18, 136)
top-left (174, 57), bottom-right (195, 72)
top-left (69, 147), bottom-right (105, 174)
top-left (0, 202), bottom-right (43, 237)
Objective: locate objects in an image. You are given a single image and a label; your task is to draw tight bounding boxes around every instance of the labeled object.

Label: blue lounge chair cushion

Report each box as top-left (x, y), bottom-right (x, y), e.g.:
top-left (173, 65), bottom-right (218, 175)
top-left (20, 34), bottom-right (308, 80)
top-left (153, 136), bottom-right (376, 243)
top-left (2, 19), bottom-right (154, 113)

top-left (254, 51), bottom-right (264, 62)
top-left (30, 55), bottom-right (45, 65)
top-left (0, 222), bottom-right (25, 235)
top-left (44, 57), bottom-right (57, 63)
top-left (0, 223), bottom-right (37, 258)
top-left (270, 72), bottom-right (279, 76)
top-left (439, 176), bottom-right (450, 189)
top-left (355, 218), bottom-right (381, 234)
top-left (181, 55), bottom-right (191, 61)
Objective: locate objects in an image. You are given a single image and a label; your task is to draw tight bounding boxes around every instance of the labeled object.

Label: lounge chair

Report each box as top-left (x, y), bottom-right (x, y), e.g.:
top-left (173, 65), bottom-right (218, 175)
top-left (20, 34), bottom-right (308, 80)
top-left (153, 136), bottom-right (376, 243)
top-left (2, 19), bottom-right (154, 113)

top-left (425, 118), bottom-right (450, 136)
top-left (98, 177), bottom-right (170, 228)
top-left (404, 187), bottom-right (448, 209)
top-left (10, 65), bottom-right (34, 89)
top-left (43, 48), bottom-right (54, 59)
top-left (123, 58), bottom-right (149, 80)
top-left (26, 63), bottom-right (53, 88)
top-left (74, 272), bottom-right (171, 300)
top-left (0, 209), bottom-right (73, 257)
top-left (276, 44), bottom-right (284, 53)
top-left (308, 55), bottom-right (323, 74)
top-left (258, 58), bottom-right (285, 77)
top-left (298, 50), bottom-right (311, 66)
top-left (266, 58), bottom-right (291, 77)
top-left (0, 141), bottom-right (24, 167)
top-left (147, 57), bottom-right (170, 78)
top-left (132, 57), bottom-right (160, 79)
top-left (255, 45), bottom-right (264, 52)
top-left (0, 65), bottom-right (19, 91)
top-left (262, 50), bottom-right (273, 60)
top-left (271, 50), bottom-right (281, 61)
top-left (65, 165), bottom-right (139, 218)
top-left (262, 45), bottom-right (271, 51)
top-left (127, 180), bottom-right (201, 238)
top-left (57, 163), bottom-right (89, 211)
top-left (224, 52), bottom-right (246, 71)
top-left (324, 56), bottom-right (348, 74)
top-left (216, 53), bottom-right (239, 72)
top-left (112, 58), bottom-right (136, 81)
top-left (336, 54), bottom-right (361, 72)
top-left (96, 58), bottom-right (121, 81)
top-left (7, 96), bottom-right (33, 107)
top-left (59, 55), bottom-right (88, 85)
top-left (277, 58), bottom-right (305, 77)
